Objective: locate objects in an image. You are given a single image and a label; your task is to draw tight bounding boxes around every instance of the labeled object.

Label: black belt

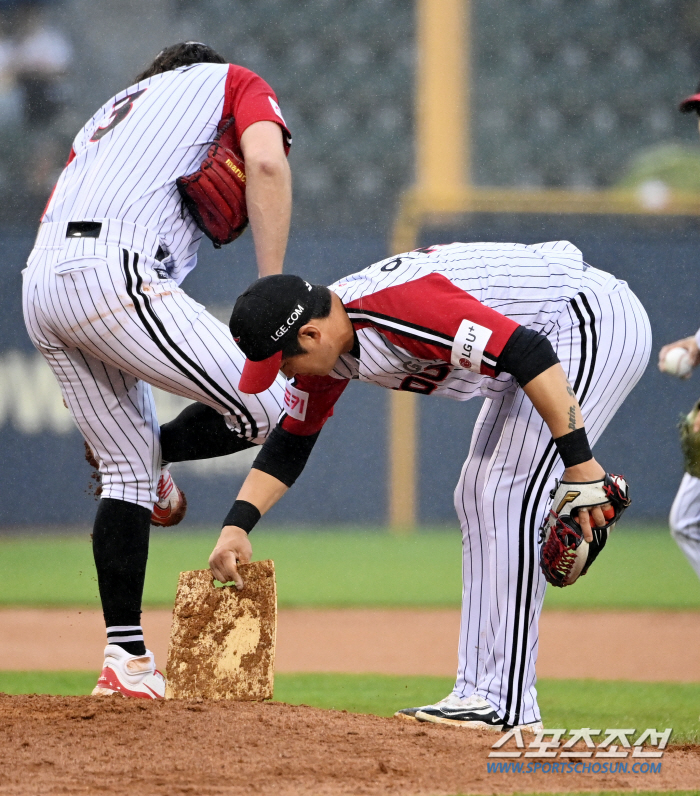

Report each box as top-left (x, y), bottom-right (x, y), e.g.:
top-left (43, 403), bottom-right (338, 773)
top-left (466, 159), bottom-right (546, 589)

top-left (65, 221), bottom-right (167, 261)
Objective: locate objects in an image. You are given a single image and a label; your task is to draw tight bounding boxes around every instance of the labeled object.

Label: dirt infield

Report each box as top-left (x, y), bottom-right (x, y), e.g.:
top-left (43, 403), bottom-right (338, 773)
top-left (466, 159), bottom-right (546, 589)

top-left (2, 608), bottom-right (700, 680)
top-left (0, 694), bottom-right (696, 796)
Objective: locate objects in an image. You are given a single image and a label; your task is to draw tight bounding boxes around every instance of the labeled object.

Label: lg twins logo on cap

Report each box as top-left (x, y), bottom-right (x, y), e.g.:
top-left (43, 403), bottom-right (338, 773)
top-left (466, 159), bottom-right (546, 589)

top-left (271, 303), bottom-right (305, 342)
top-left (283, 381), bottom-right (309, 421)
top-left (268, 96), bottom-right (286, 124)
top-left (451, 319), bottom-right (493, 373)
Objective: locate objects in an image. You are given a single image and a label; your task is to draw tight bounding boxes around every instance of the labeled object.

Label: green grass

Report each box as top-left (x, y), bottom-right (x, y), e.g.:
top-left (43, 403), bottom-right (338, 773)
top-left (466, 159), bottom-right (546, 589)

top-left (543, 525), bottom-right (700, 611)
top-left (0, 526), bottom-right (698, 609)
top-left (0, 670), bottom-right (97, 696)
top-left (1, 672), bottom-right (698, 743)
top-left (277, 677), bottom-right (700, 743)
top-left (0, 529), bottom-right (462, 608)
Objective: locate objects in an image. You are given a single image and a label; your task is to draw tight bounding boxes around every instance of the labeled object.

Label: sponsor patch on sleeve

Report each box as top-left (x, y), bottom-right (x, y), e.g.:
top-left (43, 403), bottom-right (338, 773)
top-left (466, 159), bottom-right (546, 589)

top-left (283, 381), bottom-right (309, 421)
top-left (451, 319), bottom-right (493, 373)
top-left (268, 96), bottom-right (286, 124)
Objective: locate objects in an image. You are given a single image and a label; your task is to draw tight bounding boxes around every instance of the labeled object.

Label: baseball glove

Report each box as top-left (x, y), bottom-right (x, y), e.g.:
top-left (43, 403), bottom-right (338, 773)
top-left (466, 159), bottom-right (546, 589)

top-left (539, 474), bottom-right (631, 588)
top-left (679, 399), bottom-right (700, 478)
top-left (176, 117), bottom-right (248, 248)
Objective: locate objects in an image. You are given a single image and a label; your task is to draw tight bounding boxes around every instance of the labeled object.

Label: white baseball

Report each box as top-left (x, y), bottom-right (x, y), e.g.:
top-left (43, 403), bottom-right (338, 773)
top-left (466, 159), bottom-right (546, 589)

top-left (661, 346), bottom-right (693, 378)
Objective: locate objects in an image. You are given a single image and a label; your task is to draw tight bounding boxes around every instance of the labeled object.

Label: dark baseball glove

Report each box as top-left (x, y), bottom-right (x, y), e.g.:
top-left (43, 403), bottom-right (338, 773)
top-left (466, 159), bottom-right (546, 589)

top-left (176, 117), bottom-right (248, 248)
top-left (679, 399), bottom-right (700, 478)
top-left (539, 474), bottom-right (631, 588)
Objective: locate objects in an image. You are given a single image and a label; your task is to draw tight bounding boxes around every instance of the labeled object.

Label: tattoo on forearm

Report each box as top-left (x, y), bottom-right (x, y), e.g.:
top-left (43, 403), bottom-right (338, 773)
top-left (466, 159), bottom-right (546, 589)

top-left (566, 380), bottom-right (575, 398)
top-left (568, 406), bottom-right (577, 432)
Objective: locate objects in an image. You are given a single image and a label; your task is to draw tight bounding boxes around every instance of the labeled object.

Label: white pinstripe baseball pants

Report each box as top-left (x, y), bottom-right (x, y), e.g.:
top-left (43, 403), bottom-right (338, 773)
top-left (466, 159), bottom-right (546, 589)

top-left (22, 242), bottom-right (284, 510)
top-left (453, 276), bottom-right (651, 726)
top-left (669, 474), bottom-right (700, 579)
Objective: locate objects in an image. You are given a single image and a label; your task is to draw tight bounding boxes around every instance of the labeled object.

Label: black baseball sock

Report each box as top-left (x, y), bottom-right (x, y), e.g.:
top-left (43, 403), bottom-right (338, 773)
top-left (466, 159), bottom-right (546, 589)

top-left (92, 498), bottom-right (150, 656)
top-left (160, 402), bottom-right (255, 462)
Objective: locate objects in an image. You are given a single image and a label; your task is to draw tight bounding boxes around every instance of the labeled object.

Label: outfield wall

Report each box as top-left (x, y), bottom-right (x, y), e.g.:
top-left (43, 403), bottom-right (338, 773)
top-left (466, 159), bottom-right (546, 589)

top-left (0, 229), bottom-right (390, 529)
top-left (0, 220), bottom-right (695, 528)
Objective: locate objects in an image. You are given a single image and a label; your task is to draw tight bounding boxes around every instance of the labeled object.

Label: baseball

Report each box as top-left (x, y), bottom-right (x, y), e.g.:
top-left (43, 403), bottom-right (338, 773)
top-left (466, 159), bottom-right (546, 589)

top-left (661, 346), bottom-right (693, 378)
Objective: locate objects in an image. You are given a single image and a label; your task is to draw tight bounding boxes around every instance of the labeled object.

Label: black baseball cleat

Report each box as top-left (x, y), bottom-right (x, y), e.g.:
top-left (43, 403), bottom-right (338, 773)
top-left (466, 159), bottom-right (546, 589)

top-left (415, 695), bottom-right (543, 731)
top-left (394, 693), bottom-right (466, 721)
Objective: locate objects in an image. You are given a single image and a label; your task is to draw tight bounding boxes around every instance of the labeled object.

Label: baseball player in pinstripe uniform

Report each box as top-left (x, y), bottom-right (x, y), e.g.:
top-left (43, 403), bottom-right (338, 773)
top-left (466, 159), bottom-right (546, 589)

top-left (210, 241), bottom-right (650, 729)
top-left (22, 43), bottom-right (292, 698)
top-left (656, 84), bottom-right (700, 581)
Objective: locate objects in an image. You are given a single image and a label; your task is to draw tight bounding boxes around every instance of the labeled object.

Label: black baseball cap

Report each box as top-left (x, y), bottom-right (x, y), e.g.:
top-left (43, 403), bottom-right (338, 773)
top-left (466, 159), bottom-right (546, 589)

top-left (680, 89), bottom-right (700, 114)
top-left (230, 274), bottom-right (327, 393)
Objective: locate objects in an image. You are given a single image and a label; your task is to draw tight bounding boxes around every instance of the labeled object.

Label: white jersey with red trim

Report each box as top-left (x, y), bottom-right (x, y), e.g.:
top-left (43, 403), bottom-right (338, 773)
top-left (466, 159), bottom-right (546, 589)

top-left (279, 240), bottom-right (619, 436)
top-left (273, 239), bottom-right (650, 730)
top-left (43, 62), bottom-right (291, 285)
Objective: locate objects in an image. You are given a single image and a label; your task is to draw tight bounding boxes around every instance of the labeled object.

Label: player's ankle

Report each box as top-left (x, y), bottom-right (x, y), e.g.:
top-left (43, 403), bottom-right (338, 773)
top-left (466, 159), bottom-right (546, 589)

top-left (111, 639), bottom-right (147, 656)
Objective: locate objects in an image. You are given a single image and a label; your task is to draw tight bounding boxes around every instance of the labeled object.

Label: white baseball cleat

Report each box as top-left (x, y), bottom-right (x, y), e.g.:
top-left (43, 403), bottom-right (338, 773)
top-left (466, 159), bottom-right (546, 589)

top-left (415, 694), bottom-right (543, 731)
top-left (151, 467), bottom-right (187, 527)
top-left (394, 692), bottom-right (467, 721)
top-left (92, 645), bottom-right (166, 699)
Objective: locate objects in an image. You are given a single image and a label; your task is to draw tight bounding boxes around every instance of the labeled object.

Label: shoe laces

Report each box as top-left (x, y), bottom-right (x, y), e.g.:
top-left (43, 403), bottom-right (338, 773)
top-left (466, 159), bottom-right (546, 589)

top-left (437, 693), bottom-right (472, 708)
top-left (462, 694), bottom-right (491, 709)
top-left (156, 470), bottom-right (174, 501)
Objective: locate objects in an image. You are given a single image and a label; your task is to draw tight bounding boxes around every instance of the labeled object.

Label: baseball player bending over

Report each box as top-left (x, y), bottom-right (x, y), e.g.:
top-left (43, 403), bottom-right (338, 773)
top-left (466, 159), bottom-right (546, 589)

top-left (210, 242), bottom-right (650, 730)
top-left (656, 84), bottom-right (700, 581)
top-left (22, 42), bottom-right (292, 698)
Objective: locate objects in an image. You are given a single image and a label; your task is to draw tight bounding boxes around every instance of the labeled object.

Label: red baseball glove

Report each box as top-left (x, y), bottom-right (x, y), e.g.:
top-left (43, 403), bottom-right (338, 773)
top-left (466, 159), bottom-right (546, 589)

top-left (176, 117), bottom-right (248, 248)
top-left (539, 473), bottom-right (631, 588)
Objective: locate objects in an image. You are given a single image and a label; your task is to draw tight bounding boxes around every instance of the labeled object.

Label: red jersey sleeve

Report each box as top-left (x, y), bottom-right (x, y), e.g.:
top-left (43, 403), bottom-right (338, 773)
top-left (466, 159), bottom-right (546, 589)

top-left (279, 374), bottom-right (349, 436)
top-left (223, 64), bottom-right (291, 155)
top-left (345, 273), bottom-right (519, 377)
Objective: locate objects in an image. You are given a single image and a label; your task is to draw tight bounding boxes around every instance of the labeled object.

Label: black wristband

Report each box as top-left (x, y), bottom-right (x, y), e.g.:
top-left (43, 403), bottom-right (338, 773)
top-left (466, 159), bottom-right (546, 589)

top-left (554, 427), bottom-right (593, 468)
top-left (222, 500), bottom-right (261, 533)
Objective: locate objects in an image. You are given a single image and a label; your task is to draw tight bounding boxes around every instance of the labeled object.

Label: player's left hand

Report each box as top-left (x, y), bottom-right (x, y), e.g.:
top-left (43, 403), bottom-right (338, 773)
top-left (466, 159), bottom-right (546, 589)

top-left (209, 526), bottom-right (252, 589)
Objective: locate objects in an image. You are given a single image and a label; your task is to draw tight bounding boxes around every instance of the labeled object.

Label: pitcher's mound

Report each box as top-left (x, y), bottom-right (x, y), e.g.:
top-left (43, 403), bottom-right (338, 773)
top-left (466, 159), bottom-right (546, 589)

top-left (0, 694), bottom-right (697, 795)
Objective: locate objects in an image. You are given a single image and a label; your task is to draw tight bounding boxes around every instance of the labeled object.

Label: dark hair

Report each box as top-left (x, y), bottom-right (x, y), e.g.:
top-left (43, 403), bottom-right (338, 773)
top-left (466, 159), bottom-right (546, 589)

top-left (280, 286), bottom-right (333, 359)
top-left (134, 42), bottom-right (225, 82)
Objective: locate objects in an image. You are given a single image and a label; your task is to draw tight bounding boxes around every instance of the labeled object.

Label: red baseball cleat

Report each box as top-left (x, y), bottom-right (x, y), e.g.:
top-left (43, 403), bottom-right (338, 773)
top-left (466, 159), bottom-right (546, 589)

top-left (151, 468), bottom-right (187, 527)
top-left (92, 645), bottom-right (166, 699)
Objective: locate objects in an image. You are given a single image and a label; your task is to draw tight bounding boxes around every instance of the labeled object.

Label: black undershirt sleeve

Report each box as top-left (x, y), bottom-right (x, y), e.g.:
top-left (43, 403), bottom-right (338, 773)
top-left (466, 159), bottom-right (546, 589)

top-left (495, 325), bottom-right (560, 387)
top-left (251, 426), bottom-right (320, 488)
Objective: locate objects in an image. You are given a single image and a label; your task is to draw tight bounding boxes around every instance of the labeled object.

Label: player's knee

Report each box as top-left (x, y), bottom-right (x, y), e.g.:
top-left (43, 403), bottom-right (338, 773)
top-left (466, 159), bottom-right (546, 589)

top-left (670, 494), bottom-right (693, 537)
top-left (453, 479), bottom-right (466, 512)
top-left (669, 509), bottom-right (700, 541)
top-left (248, 385), bottom-right (285, 443)
top-left (453, 481), bottom-right (480, 528)
top-left (669, 509), bottom-right (681, 538)
top-left (99, 483), bottom-right (156, 512)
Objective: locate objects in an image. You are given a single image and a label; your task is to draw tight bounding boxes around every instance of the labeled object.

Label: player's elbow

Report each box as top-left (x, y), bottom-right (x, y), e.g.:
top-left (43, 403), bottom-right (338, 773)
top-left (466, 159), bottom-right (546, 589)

top-left (246, 151), bottom-right (290, 181)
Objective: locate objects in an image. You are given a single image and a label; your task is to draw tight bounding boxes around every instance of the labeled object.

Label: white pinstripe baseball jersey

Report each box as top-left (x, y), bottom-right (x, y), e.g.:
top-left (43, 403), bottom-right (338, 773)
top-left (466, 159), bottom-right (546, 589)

top-left (24, 60), bottom-right (291, 510)
top-left (278, 241), bottom-right (621, 433)
top-left (270, 239), bottom-right (650, 728)
top-left (43, 62), bottom-right (291, 285)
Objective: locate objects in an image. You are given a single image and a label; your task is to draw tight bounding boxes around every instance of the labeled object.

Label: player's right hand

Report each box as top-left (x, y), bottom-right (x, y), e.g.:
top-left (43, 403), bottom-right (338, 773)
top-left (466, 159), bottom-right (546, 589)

top-left (209, 526), bottom-right (252, 589)
top-left (659, 336), bottom-right (700, 372)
